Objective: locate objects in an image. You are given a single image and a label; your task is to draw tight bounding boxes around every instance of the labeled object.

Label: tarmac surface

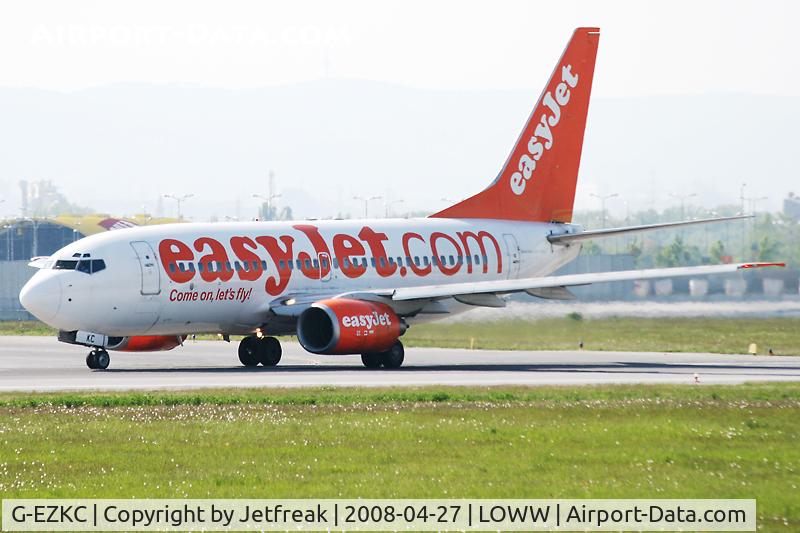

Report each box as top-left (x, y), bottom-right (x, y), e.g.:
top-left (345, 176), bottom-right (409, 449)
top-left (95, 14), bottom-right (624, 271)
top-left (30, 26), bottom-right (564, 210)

top-left (1, 336), bottom-right (799, 392)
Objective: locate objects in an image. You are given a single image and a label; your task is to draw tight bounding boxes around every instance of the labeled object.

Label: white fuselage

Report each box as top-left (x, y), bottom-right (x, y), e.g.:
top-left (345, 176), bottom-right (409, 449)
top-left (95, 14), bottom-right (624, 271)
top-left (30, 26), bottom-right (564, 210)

top-left (20, 218), bottom-right (581, 337)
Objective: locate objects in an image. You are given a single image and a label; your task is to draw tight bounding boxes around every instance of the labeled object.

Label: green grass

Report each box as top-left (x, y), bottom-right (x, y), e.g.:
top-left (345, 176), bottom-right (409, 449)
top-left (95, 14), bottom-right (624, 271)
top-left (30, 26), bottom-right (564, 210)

top-left (0, 384), bottom-right (798, 531)
top-left (4, 316), bottom-right (800, 355)
top-left (404, 317), bottom-right (800, 355)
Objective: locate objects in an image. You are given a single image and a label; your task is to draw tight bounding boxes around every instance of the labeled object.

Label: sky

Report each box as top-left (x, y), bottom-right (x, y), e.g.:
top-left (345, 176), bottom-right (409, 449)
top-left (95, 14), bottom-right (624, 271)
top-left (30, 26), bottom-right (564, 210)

top-left (0, 1), bottom-right (797, 221)
top-left (1, 0), bottom-right (796, 95)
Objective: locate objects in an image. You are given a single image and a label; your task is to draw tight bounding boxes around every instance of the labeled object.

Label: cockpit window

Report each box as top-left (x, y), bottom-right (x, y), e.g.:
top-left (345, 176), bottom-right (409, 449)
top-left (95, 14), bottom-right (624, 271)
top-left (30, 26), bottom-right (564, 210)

top-left (53, 259), bottom-right (105, 274)
top-left (54, 260), bottom-right (79, 270)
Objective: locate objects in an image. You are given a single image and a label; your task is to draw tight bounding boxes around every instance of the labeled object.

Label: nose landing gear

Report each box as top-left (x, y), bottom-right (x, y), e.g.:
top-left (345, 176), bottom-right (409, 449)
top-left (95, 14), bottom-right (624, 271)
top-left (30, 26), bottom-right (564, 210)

top-left (86, 349), bottom-right (110, 370)
top-left (238, 336), bottom-right (282, 367)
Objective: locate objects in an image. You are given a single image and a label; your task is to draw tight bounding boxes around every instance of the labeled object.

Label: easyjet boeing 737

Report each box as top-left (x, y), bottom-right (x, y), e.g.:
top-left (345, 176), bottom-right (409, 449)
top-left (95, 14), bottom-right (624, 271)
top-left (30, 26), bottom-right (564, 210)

top-left (19, 28), bottom-right (782, 370)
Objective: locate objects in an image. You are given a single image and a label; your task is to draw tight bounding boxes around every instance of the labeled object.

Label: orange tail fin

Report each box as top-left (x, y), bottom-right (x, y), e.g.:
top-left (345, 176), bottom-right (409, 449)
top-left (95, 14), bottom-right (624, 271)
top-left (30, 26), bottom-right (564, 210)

top-left (431, 27), bottom-right (599, 223)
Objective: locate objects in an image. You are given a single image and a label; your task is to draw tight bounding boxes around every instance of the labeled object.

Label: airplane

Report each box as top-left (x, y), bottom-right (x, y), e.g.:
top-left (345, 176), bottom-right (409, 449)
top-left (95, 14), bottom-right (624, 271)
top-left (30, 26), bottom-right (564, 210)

top-left (19, 27), bottom-right (783, 370)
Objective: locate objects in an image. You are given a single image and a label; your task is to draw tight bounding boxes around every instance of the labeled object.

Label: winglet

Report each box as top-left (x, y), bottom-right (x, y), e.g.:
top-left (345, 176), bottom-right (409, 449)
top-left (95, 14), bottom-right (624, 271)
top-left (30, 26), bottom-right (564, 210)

top-left (738, 262), bottom-right (786, 269)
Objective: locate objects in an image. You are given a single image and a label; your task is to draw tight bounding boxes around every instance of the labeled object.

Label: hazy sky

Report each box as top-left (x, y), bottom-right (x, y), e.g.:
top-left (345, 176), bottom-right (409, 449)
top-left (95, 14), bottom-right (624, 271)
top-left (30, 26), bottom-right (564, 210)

top-left (1, 0), bottom-right (797, 96)
top-left (0, 1), bottom-right (797, 221)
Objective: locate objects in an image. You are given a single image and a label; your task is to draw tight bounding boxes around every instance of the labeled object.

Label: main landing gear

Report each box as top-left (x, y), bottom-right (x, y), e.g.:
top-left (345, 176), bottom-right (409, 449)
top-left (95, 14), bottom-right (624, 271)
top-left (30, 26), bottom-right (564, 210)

top-left (86, 348), bottom-right (110, 370)
top-left (238, 335), bottom-right (282, 367)
top-left (361, 340), bottom-right (405, 369)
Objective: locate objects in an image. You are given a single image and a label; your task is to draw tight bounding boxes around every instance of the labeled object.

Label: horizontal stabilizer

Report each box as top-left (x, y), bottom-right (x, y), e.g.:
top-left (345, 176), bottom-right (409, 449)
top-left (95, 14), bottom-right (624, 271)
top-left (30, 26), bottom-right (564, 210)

top-left (548, 215), bottom-right (751, 245)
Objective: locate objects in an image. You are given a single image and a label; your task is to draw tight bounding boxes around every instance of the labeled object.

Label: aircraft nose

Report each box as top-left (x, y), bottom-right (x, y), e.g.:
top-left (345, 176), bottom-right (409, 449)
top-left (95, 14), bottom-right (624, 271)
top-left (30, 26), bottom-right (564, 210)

top-left (19, 273), bottom-right (62, 323)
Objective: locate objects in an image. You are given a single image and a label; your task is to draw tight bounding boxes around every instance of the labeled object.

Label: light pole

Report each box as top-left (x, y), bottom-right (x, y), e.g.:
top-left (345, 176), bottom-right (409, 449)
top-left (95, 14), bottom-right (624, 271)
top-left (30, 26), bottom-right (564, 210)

top-left (589, 192), bottom-right (618, 228)
top-left (740, 182), bottom-right (747, 215)
top-left (353, 196), bottom-right (382, 218)
top-left (253, 193), bottom-right (281, 220)
top-left (670, 192), bottom-right (697, 220)
top-left (163, 194), bottom-right (194, 221)
top-left (384, 199), bottom-right (404, 218)
top-left (744, 195), bottom-right (768, 215)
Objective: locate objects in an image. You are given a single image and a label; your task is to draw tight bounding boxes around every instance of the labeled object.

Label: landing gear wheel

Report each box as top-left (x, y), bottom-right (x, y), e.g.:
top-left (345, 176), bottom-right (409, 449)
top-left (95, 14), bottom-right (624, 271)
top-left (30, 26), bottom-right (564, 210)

top-left (258, 336), bottom-right (282, 366)
top-left (95, 350), bottom-right (110, 370)
top-left (238, 336), bottom-right (260, 367)
top-left (86, 349), bottom-right (110, 370)
top-left (361, 353), bottom-right (382, 369)
top-left (380, 341), bottom-right (405, 369)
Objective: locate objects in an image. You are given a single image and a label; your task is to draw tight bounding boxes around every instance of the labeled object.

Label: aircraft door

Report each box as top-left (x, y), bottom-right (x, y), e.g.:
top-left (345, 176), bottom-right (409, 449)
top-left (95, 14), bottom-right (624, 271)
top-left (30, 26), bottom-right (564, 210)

top-left (130, 241), bottom-right (161, 295)
top-left (502, 234), bottom-right (521, 279)
top-left (319, 253), bottom-right (332, 283)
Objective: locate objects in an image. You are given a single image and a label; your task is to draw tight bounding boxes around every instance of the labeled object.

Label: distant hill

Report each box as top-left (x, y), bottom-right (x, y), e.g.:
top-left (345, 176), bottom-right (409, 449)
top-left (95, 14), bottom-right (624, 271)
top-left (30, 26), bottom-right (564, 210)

top-left (0, 81), bottom-right (796, 220)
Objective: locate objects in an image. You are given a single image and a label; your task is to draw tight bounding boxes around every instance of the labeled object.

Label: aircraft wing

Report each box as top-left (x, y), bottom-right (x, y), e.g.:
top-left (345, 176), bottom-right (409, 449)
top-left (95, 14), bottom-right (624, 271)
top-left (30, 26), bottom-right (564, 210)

top-left (388, 262), bottom-right (784, 301)
top-left (267, 262), bottom-right (783, 317)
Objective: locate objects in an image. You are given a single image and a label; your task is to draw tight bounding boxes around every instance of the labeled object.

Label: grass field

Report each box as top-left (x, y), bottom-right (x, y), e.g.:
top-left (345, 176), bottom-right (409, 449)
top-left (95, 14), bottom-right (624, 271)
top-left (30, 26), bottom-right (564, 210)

top-left (0, 384), bottom-right (798, 530)
top-left (5, 316), bottom-right (799, 355)
top-left (403, 316), bottom-right (800, 355)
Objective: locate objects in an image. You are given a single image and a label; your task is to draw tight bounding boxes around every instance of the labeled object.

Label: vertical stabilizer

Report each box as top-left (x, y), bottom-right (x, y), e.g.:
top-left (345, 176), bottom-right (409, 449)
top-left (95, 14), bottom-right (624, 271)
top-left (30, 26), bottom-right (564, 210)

top-left (431, 27), bottom-right (599, 222)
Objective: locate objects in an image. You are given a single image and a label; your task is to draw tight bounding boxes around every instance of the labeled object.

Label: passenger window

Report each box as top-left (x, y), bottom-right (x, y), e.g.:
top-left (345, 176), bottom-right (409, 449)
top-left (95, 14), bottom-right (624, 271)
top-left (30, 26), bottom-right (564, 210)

top-left (198, 262), bottom-right (204, 272)
top-left (304, 259), bottom-right (311, 269)
top-left (457, 256), bottom-right (463, 265)
top-left (169, 263), bottom-right (176, 273)
top-left (217, 261), bottom-right (224, 272)
top-left (449, 255), bottom-right (454, 266)
top-left (388, 257), bottom-right (395, 266)
top-left (466, 255), bottom-right (472, 265)
top-left (370, 257), bottom-right (376, 267)
top-left (474, 254), bottom-right (480, 264)
top-left (396, 257), bottom-right (403, 267)
top-left (312, 259), bottom-right (319, 269)
top-left (483, 254), bottom-right (488, 264)
top-left (440, 256), bottom-right (446, 266)
top-left (423, 257), bottom-right (429, 267)
top-left (379, 257), bottom-right (386, 268)
top-left (235, 262), bottom-right (242, 271)
top-left (225, 262), bottom-right (232, 272)
top-left (414, 256), bottom-right (420, 267)
top-left (188, 263), bottom-right (196, 272)
top-left (178, 263), bottom-right (186, 272)
top-left (279, 260), bottom-right (285, 269)
top-left (343, 257), bottom-right (351, 268)
top-left (333, 258), bottom-right (339, 269)
top-left (361, 257), bottom-right (368, 267)
top-left (321, 258), bottom-right (329, 269)
top-left (296, 259), bottom-right (303, 270)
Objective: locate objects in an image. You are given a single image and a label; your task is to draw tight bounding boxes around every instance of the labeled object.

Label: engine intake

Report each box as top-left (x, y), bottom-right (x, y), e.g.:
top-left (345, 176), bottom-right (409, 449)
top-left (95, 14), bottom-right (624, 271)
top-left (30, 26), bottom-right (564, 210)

top-left (297, 299), bottom-right (404, 355)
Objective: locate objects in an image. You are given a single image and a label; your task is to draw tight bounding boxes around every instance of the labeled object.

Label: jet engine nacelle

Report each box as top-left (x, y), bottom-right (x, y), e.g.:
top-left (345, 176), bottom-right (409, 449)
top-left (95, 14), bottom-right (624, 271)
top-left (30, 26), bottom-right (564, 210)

top-left (297, 299), bottom-right (404, 355)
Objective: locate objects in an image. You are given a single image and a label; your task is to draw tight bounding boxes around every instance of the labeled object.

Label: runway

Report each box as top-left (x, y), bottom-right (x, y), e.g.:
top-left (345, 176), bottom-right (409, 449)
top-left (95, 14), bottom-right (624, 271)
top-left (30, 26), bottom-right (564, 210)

top-left (1, 336), bottom-right (799, 392)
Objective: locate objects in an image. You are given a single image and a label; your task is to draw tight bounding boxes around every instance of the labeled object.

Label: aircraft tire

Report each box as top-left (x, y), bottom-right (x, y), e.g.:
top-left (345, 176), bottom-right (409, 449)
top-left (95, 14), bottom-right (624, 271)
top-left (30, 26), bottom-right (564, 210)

top-left (259, 336), bottom-right (282, 366)
top-left (86, 351), bottom-right (98, 369)
top-left (238, 336), bottom-right (260, 367)
top-left (94, 349), bottom-right (110, 370)
top-left (360, 353), bottom-right (382, 368)
top-left (380, 341), bottom-right (405, 369)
